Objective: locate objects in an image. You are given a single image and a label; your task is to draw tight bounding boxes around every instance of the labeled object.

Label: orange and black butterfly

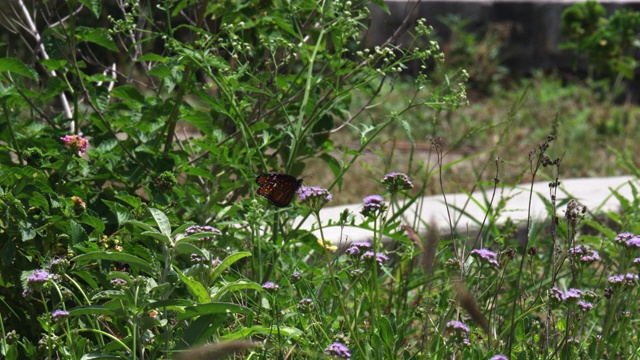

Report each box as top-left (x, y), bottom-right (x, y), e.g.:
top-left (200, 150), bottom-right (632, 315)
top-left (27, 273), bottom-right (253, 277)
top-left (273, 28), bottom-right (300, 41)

top-left (255, 173), bottom-right (303, 207)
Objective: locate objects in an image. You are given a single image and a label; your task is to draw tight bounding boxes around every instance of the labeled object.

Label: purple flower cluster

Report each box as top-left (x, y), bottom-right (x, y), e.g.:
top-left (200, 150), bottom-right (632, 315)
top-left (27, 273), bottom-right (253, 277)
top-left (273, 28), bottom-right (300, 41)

top-left (614, 232), bottom-right (638, 244)
top-left (567, 246), bottom-right (600, 263)
top-left (345, 242), bottom-right (372, 256)
top-left (325, 341), bottom-right (351, 359)
top-left (51, 309), bottom-right (69, 321)
top-left (23, 269), bottom-right (52, 297)
top-left (577, 300), bottom-right (594, 312)
top-left (550, 287), bottom-right (594, 310)
top-left (184, 225), bottom-right (221, 241)
top-left (360, 195), bottom-right (386, 218)
top-left (297, 298), bottom-right (314, 312)
top-left (489, 355), bottom-right (509, 360)
top-left (550, 287), bottom-right (583, 303)
top-left (262, 281), bottom-right (280, 292)
top-left (361, 250), bottom-right (389, 266)
top-left (607, 273), bottom-right (639, 285)
top-left (627, 236), bottom-right (640, 248)
top-left (381, 172), bottom-right (414, 193)
top-left (445, 320), bottom-right (470, 344)
top-left (297, 186), bottom-right (332, 203)
top-left (470, 248), bottom-right (499, 267)
top-left (49, 258), bottom-right (69, 274)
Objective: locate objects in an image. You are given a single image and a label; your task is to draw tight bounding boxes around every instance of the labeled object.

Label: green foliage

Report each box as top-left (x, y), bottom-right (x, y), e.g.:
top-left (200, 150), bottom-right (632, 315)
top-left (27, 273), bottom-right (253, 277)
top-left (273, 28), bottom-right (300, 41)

top-left (2, 0), bottom-right (640, 359)
top-left (561, 0), bottom-right (640, 79)
top-left (0, 0), bottom-right (468, 358)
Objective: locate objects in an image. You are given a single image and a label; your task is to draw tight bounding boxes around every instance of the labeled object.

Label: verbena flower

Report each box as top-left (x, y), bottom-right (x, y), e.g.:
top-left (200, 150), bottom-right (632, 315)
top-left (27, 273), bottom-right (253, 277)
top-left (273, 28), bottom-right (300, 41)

top-left (577, 300), bottom-right (593, 312)
top-left (184, 225), bottom-right (221, 241)
top-left (60, 134), bottom-right (89, 155)
top-left (298, 186), bottom-right (332, 204)
top-left (381, 172), bottom-right (414, 192)
top-left (51, 309), bottom-right (69, 321)
top-left (614, 232), bottom-right (635, 244)
top-left (49, 258), bottom-right (69, 274)
top-left (360, 195), bottom-right (386, 218)
top-left (445, 320), bottom-right (470, 344)
top-left (325, 341), bottom-right (351, 359)
top-left (361, 250), bottom-right (389, 266)
top-left (626, 236), bottom-right (640, 248)
top-left (608, 273), bottom-right (639, 285)
top-left (262, 281), bottom-right (280, 292)
top-left (190, 254), bottom-right (203, 263)
top-left (550, 287), bottom-right (583, 303)
top-left (25, 269), bottom-right (51, 294)
top-left (568, 246), bottom-right (600, 263)
top-left (211, 257), bottom-right (222, 267)
top-left (291, 271), bottom-right (301, 282)
top-left (345, 242), bottom-right (372, 256)
top-left (634, 257), bottom-right (640, 264)
top-left (470, 248), bottom-right (499, 267)
top-left (297, 298), bottom-right (314, 312)
top-left (490, 355), bottom-right (509, 360)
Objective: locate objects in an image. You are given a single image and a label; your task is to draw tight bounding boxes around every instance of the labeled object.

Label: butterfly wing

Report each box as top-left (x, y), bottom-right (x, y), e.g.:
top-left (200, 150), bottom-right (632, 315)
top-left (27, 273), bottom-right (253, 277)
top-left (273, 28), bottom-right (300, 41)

top-left (256, 173), bottom-right (303, 207)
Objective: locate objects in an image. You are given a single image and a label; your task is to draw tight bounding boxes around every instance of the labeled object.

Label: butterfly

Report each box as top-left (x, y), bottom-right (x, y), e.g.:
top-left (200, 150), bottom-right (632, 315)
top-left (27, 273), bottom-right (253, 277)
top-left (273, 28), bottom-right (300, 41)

top-left (255, 173), bottom-right (303, 207)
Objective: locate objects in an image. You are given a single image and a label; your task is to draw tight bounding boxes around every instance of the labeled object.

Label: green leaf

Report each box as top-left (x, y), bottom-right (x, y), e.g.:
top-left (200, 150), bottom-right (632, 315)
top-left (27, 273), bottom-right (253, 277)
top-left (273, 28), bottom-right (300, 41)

top-left (0, 58), bottom-right (38, 80)
top-left (182, 110), bottom-right (214, 134)
top-left (77, 0), bottom-right (101, 18)
top-left (210, 252), bottom-right (251, 282)
top-left (174, 267), bottom-right (210, 304)
top-left (72, 251), bottom-right (155, 274)
top-left (137, 53), bottom-right (169, 62)
top-left (111, 85), bottom-right (146, 105)
top-left (222, 325), bottom-right (301, 340)
top-left (149, 208), bottom-right (172, 236)
top-left (69, 219), bottom-right (89, 245)
top-left (76, 27), bottom-right (117, 52)
top-left (103, 200), bottom-right (131, 226)
top-left (140, 231), bottom-right (171, 245)
top-left (40, 59), bottom-right (68, 72)
top-left (211, 280), bottom-right (262, 301)
top-left (177, 302), bottom-right (253, 321)
top-left (69, 305), bottom-right (117, 317)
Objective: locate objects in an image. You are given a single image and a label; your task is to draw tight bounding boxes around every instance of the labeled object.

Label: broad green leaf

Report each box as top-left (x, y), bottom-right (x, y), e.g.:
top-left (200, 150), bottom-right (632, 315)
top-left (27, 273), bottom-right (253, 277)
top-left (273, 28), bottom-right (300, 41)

top-left (210, 252), bottom-right (251, 282)
top-left (0, 58), bottom-right (38, 80)
top-left (222, 325), bottom-right (301, 340)
top-left (140, 231), bottom-right (171, 245)
top-left (144, 299), bottom-right (193, 312)
top-left (178, 302), bottom-right (253, 321)
top-left (124, 220), bottom-right (158, 233)
top-left (175, 267), bottom-right (209, 304)
top-left (149, 208), bottom-right (172, 236)
top-left (103, 200), bottom-right (131, 226)
top-left (137, 53), bottom-right (168, 62)
top-left (211, 280), bottom-right (262, 301)
top-left (182, 110), bottom-right (214, 134)
top-left (69, 305), bottom-right (117, 317)
top-left (72, 251), bottom-right (155, 273)
top-left (111, 85), bottom-right (146, 105)
top-left (69, 219), bottom-right (89, 245)
top-left (77, 0), bottom-right (101, 18)
top-left (76, 27), bottom-right (117, 52)
top-left (40, 59), bottom-right (67, 72)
